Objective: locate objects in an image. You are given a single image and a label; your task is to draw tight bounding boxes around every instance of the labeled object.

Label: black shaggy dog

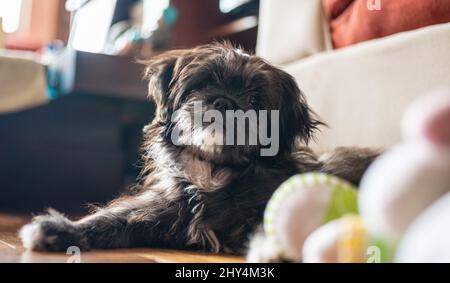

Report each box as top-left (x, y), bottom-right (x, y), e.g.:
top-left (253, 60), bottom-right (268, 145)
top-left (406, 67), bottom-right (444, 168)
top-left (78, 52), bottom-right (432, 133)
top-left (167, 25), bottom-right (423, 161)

top-left (19, 43), bottom-right (378, 258)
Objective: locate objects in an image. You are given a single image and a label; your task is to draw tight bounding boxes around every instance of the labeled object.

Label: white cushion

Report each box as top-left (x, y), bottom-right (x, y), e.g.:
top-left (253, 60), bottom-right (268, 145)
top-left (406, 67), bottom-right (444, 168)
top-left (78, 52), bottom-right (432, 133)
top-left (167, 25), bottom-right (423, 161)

top-left (257, 0), bottom-right (331, 65)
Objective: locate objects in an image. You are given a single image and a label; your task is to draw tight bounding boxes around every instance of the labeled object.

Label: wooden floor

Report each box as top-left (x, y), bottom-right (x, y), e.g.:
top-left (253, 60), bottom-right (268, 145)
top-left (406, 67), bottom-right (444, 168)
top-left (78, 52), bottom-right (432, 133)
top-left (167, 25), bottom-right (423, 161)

top-left (0, 214), bottom-right (244, 263)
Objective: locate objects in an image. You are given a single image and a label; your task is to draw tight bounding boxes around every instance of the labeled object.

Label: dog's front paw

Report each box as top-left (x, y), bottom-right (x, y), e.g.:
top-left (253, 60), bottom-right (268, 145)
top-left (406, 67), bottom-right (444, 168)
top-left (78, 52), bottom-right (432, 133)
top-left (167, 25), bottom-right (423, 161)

top-left (19, 209), bottom-right (89, 252)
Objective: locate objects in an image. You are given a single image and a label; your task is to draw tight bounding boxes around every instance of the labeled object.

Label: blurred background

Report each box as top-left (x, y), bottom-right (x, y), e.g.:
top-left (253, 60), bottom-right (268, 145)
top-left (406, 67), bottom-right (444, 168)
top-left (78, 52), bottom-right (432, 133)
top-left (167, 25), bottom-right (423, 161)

top-left (1, 0), bottom-right (450, 214)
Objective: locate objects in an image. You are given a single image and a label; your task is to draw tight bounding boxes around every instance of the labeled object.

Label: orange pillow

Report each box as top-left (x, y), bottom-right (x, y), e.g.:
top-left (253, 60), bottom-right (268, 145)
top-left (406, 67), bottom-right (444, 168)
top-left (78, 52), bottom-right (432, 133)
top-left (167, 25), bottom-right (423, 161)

top-left (323, 0), bottom-right (450, 48)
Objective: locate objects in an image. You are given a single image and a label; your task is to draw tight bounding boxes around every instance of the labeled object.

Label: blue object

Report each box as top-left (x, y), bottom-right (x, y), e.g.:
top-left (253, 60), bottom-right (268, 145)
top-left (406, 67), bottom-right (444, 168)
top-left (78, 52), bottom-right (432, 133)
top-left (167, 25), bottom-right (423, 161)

top-left (163, 6), bottom-right (178, 27)
top-left (44, 42), bottom-right (65, 99)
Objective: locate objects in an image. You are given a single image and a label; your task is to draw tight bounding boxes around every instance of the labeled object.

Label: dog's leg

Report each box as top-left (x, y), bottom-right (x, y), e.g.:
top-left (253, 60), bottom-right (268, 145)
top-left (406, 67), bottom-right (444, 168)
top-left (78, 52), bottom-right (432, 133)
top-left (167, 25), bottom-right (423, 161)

top-left (319, 147), bottom-right (381, 186)
top-left (19, 192), bottom-right (186, 252)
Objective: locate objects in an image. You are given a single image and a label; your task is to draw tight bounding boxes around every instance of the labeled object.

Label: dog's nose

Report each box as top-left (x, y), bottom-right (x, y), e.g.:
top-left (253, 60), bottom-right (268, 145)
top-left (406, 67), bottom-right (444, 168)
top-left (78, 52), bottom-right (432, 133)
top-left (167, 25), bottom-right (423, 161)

top-left (213, 97), bottom-right (233, 111)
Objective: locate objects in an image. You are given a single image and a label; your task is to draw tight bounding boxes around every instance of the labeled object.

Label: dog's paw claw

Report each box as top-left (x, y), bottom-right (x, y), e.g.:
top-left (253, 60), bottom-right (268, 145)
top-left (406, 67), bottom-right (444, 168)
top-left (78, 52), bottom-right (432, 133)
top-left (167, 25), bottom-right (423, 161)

top-left (19, 209), bottom-right (88, 252)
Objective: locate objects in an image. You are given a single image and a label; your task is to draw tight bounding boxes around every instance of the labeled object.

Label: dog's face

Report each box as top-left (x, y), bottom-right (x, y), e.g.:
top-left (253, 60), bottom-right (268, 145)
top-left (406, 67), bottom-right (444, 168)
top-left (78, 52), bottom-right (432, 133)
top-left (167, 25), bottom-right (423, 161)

top-left (144, 43), bottom-right (320, 165)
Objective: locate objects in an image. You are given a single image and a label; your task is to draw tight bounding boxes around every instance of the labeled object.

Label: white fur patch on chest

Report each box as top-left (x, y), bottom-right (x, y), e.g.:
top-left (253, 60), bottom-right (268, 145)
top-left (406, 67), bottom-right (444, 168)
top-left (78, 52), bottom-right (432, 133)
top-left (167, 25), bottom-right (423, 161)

top-left (179, 151), bottom-right (233, 191)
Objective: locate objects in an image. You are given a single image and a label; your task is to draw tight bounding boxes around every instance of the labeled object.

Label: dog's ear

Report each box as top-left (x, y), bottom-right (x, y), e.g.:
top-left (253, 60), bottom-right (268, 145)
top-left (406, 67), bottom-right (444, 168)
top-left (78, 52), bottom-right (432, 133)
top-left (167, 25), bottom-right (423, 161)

top-left (275, 69), bottom-right (323, 147)
top-left (143, 50), bottom-right (185, 120)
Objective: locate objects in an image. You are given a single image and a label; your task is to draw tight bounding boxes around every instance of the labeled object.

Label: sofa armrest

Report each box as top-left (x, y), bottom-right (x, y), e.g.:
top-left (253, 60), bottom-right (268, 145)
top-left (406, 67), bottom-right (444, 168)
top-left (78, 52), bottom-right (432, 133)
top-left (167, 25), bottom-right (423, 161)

top-left (256, 0), bottom-right (332, 65)
top-left (284, 23), bottom-right (450, 151)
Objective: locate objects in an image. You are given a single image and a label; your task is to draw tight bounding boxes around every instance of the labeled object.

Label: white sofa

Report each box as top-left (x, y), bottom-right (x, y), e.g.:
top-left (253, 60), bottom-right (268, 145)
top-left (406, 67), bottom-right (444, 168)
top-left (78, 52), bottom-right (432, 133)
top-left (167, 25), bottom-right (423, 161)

top-left (257, 0), bottom-right (450, 152)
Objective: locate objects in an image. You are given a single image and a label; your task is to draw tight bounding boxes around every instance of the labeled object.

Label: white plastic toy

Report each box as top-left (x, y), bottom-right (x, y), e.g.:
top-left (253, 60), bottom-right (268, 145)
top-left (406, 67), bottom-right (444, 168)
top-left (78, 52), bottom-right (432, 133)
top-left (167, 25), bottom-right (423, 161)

top-left (261, 173), bottom-right (358, 262)
top-left (359, 88), bottom-right (450, 256)
top-left (395, 191), bottom-right (450, 263)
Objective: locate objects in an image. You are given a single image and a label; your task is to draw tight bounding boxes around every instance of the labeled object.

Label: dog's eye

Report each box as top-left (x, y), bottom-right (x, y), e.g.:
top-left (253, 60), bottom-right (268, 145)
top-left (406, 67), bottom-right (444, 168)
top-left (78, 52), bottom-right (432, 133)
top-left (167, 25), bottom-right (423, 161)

top-left (247, 95), bottom-right (259, 107)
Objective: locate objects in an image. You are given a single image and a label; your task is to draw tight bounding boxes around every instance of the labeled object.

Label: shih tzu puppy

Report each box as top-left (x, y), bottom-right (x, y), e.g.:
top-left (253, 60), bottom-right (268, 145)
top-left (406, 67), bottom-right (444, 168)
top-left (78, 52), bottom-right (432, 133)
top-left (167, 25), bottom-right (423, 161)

top-left (19, 43), bottom-right (378, 256)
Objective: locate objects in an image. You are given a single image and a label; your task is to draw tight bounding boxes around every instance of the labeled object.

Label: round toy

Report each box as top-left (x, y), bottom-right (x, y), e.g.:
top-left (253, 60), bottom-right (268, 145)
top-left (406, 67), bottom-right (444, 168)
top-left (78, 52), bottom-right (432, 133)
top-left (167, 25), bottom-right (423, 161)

top-left (303, 215), bottom-right (369, 263)
top-left (263, 172), bottom-right (358, 262)
top-left (359, 89), bottom-right (450, 244)
top-left (395, 191), bottom-right (450, 263)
